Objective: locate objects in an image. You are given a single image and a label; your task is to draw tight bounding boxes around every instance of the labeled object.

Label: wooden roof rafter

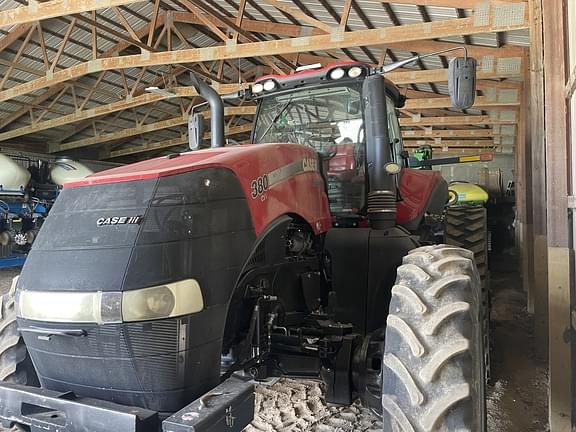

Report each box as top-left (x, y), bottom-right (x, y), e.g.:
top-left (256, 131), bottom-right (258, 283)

top-left (0, 0), bottom-right (530, 158)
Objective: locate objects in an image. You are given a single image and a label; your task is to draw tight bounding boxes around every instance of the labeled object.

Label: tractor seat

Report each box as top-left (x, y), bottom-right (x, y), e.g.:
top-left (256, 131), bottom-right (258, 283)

top-left (327, 144), bottom-right (357, 181)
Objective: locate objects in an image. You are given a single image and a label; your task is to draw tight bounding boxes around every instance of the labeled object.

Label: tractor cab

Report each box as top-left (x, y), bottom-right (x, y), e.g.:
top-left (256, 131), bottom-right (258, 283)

top-left (237, 62), bottom-right (453, 236)
top-left (249, 62), bottom-right (405, 226)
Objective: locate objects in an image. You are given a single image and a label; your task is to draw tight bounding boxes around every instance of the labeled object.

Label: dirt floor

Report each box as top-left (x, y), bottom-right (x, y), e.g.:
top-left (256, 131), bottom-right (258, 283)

top-left (0, 249), bottom-right (548, 431)
top-left (485, 250), bottom-right (549, 432)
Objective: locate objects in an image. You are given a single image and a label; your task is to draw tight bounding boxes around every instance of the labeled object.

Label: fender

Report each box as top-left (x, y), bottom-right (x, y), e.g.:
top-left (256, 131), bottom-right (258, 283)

top-left (396, 168), bottom-right (448, 231)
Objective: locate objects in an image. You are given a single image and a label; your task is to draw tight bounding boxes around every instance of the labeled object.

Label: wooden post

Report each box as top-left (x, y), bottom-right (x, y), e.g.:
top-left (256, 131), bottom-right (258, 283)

top-left (528, 0), bottom-right (548, 362)
top-left (542, 0), bottom-right (572, 429)
top-left (516, 66), bottom-right (534, 313)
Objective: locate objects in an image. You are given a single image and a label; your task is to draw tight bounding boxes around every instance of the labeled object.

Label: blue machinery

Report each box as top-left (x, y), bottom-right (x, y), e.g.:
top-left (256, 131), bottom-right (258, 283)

top-left (0, 153), bottom-right (92, 268)
top-left (0, 199), bottom-right (49, 268)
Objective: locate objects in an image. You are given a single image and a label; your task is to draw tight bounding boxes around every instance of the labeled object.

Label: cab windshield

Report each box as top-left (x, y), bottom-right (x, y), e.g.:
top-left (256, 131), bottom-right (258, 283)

top-left (253, 83), bottom-right (403, 217)
top-left (254, 84), bottom-right (364, 153)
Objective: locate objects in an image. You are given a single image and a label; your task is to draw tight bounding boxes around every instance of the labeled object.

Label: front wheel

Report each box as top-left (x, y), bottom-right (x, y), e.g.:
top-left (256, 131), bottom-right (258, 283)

top-left (381, 244), bottom-right (485, 432)
top-left (0, 291), bottom-right (37, 386)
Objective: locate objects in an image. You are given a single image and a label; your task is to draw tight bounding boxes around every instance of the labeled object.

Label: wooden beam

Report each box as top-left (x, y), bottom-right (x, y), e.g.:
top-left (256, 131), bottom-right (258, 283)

top-left (107, 124), bottom-right (252, 158)
top-left (366, 0), bottom-right (525, 7)
top-left (49, 18), bottom-right (76, 72)
top-left (0, 23), bottom-right (33, 53)
top-left (404, 95), bottom-right (520, 110)
top-left (0, 12), bottom-right (529, 102)
top-left (0, 15), bottom-right (166, 131)
top-left (78, 71), bottom-right (107, 111)
top-left (59, 66), bottom-right (190, 141)
top-left (180, 0), bottom-right (292, 73)
top-left (113, 7), bottom-right (142, 43)
top-left (52, 106), bottom-right (254, 152)
top-left (74, 13), bottom-right (156, 53)
top-left (35, 86), bottom-right (68, 123)
top-left (403, 139), bottom-right (497, 148)
top-left (365, 0), bottom-right (478, 8)
top-left (232, 0), bottom-right (246, 43)
top-left (388, 63), bottom-right (524, 85)
top-left (402, 129), bottom-right (503, 138)
top-left (109, 136), bottom-right (187, 158)
top-left (53, 117), bottom-right (188, 152)
top-left (0, 80), bottom-right (519, 142)
top-left (0, 87), bottom-right (252, 142)
top-left (399, 114), bottom-right (517, 126)
top-left (147, 0), bottom-right (161, 46)
top-left (516, 61), bottom-right (534, 312)
top-left (36, 22), bottom-right (50, 69)
top-left (91, 10), bottom-right (97, 59)
top-left (182, 1), bottom-right (229, 41)
top-left (172, 11), bottom-right (527, 58)
top-left (0, 25), bottom-right (35, 89)
top-left (0, 92), bottom-right (179, 142)
top-left (263, 0), bottom-right (334, 33)
top-left (339, 0), bottom-right (353, 32)
top-left (528, 0), bottom-right (548, 362)
top-left (406, 149), bottom-right (498, 156)
top-left (542, 0), bottom-right (572, 428)
top-left (0, 0), bottom-right (141, 28)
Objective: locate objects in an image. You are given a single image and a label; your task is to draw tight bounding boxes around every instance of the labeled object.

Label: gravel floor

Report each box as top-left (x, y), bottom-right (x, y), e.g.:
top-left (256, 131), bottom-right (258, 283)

top-left (0, 251), bottom-right (548, 431)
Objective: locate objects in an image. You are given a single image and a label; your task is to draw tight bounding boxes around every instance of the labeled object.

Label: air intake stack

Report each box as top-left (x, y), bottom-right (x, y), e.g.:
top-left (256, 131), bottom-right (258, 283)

top-left (362, 75), bottom-right (397, 229)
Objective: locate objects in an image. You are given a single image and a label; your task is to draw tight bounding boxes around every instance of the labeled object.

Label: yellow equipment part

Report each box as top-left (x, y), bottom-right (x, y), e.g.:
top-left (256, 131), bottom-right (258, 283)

top-left (448, 182), bottom-right (489, 206)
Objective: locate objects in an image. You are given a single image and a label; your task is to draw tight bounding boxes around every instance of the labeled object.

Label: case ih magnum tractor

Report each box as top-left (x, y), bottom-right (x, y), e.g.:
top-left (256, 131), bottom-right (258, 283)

top-left (0, 55), bottom-right (485, 432)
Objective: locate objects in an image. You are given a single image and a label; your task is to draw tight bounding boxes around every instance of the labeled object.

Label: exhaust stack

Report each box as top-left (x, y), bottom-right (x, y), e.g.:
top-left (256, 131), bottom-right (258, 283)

top-left (189, 74), bottom-right (225, 148)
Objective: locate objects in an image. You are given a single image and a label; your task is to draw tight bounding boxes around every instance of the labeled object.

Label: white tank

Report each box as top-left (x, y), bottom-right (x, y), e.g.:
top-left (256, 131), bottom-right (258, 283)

top-left (0, 153), bottom-right (31, 193)
top-left (50, 158), bottom-right (94, 186)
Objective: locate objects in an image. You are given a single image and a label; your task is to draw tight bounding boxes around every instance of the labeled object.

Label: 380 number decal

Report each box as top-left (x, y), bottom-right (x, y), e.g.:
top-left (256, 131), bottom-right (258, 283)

top-left (250, 174), bottom-right (269, 198)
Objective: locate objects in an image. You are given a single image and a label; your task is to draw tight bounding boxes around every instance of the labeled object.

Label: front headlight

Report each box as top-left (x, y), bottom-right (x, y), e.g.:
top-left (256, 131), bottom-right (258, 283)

top-left (19, 290), bottom-right (101, 323)
top-left (122, 280), bottom-right (203, 322)
top-left (17, 279), bottom-right (204, 324)
top-left (329, 68), bottom-right (345, 80)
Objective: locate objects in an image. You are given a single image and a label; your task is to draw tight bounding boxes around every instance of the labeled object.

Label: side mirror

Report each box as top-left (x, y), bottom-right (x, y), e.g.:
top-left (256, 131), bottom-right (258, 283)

top-left (448, 57), bottom-right (477, 110)
top-left (188, 112), bottom-right (205, 151)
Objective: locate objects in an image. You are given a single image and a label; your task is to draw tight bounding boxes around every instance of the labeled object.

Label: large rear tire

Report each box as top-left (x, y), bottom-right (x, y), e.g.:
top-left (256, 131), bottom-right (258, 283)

top-left (0, 292), bottom-right (37, 386)
top-left (445, 206), bottom-right (488, 284)
top-left (445, 206), bottom-right (491, 383)
top-left (381, 244), bottom-right (485, 432)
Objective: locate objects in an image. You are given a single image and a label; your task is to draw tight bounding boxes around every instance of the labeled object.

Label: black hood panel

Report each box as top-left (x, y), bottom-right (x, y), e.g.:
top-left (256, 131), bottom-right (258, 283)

top-left (19, 168), bottom-right (254, 294)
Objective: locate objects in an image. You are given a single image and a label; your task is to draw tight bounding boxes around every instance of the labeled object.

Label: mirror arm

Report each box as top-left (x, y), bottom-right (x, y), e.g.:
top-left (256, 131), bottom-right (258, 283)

top-left (221, 88), bottom-right (249, 101)
top-left (190, 101), bottom-right (208, 115)
top-left (377, 46), bottom-right (468, 74)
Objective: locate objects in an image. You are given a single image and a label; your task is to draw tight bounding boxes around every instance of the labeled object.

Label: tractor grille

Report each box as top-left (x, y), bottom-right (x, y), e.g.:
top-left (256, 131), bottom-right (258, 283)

top-left (20, 306), bottom-right (226, 413)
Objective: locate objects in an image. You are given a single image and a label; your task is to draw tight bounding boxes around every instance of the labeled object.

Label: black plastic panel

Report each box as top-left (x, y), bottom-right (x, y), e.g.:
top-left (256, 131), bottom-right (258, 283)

top-left (325, 227), bottom-right (417, 335)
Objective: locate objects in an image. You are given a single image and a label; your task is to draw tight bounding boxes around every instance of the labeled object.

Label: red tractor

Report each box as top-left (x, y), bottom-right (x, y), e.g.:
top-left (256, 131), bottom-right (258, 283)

top-left (0, 55), bottom-right (485, 432)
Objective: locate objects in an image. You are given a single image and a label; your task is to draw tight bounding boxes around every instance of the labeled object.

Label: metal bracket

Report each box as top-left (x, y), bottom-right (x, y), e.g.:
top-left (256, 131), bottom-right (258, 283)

top-left (163, 374), bottom-right (254, 432)
top-left (0, 383), bottom-right (158, 432)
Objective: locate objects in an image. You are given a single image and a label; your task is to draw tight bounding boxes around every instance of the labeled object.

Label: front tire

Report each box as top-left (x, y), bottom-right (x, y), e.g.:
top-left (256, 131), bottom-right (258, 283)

top-left (0, 292), bottom-right (37, 386)
top-left (381, 244), bottom-right (485, 432)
